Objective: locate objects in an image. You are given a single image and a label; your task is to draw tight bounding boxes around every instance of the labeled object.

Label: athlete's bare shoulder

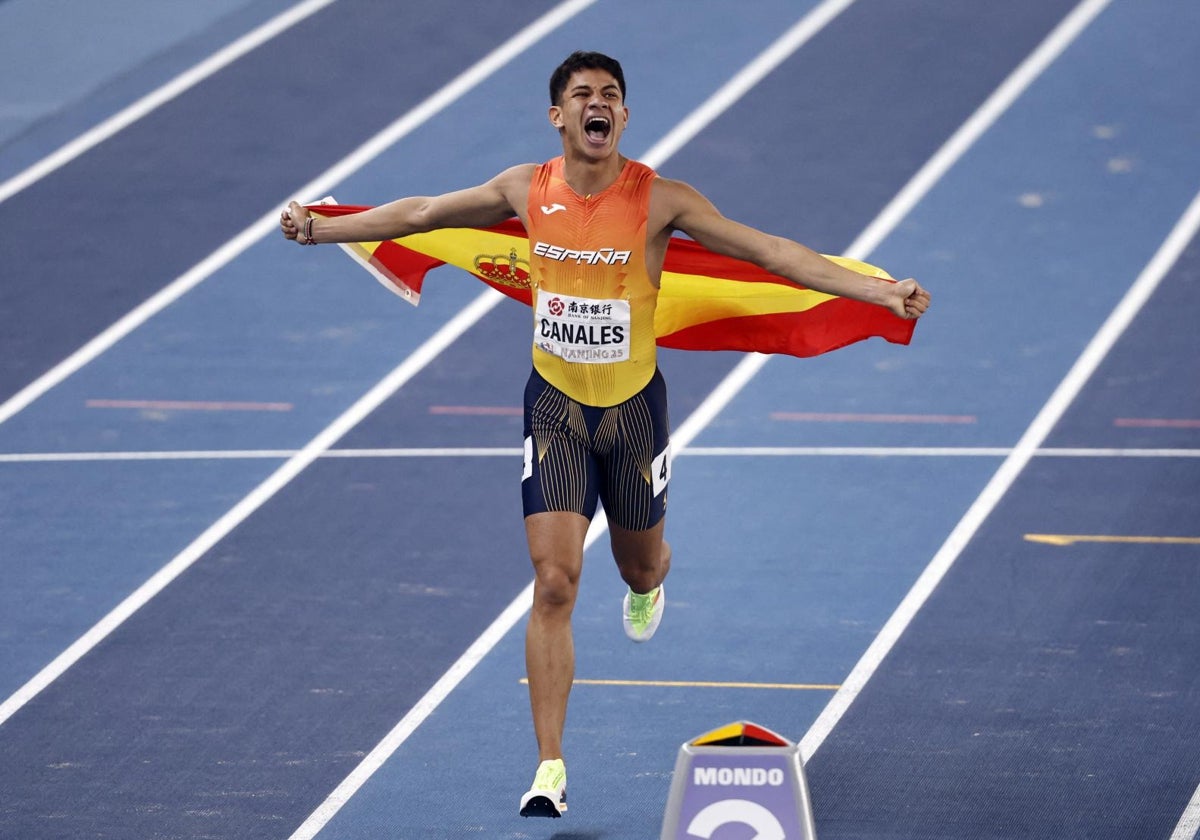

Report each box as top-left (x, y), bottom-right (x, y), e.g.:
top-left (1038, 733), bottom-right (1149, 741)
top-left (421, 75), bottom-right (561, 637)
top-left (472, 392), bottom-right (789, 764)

top-left (648, 175), bottom-right (715, 236)
top-left (496, 162), bottom-right (538, 181)
top-left (494, 163), bottom-right (538, 192)
top-left (490, 163), bottom-right (538, 223)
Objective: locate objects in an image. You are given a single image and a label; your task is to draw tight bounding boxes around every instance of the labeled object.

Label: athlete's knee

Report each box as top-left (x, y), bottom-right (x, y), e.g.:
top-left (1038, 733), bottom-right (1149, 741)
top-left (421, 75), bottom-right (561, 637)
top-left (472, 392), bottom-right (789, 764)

top-left (613, 533), bottom-right (670, 593)
top-left (532, 567), bottom-right (579, 612)
top-left (619, 560), bottom-right (664, 594)
top-left (529, 549), bottom-right (581, 611)
top-left (525, 512), bottom-right (588, 611)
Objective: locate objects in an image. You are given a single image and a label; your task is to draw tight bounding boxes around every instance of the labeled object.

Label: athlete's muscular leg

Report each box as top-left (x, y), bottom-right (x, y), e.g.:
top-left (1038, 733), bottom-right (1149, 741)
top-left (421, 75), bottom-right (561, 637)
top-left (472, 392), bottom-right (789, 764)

top-left (524, 510), bottom-right (590, 762)
top-left (610, 517), bottom-right (671, 595)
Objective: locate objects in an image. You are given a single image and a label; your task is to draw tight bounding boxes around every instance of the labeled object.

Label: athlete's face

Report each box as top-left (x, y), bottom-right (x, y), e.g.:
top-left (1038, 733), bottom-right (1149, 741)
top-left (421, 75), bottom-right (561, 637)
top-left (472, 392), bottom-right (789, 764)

top-left (549, 68), bottom-right (628, 159)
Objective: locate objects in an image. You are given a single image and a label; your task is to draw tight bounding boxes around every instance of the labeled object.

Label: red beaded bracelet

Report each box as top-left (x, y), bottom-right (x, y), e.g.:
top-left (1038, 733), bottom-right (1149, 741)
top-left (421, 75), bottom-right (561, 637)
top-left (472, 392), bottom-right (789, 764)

top-left (302, 216), bottom-right (316, 245)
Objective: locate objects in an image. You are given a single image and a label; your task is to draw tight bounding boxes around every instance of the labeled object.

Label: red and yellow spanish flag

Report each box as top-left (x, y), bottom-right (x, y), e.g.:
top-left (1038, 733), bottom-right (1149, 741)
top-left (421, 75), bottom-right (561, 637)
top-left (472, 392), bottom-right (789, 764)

top-left (307, 203), bottom-right (915, 358)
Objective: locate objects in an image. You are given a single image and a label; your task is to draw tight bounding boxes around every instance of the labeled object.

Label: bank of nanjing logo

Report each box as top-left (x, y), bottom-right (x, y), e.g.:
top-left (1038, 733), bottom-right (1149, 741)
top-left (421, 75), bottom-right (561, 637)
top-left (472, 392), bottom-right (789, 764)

top-left (473, 249), bottom-right (531, 289)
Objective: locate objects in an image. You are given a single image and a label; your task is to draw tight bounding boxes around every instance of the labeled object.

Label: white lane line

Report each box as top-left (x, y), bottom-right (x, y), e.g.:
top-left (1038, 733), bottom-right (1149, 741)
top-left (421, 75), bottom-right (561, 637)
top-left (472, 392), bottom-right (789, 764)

top-left (0, 288), bottom-right (506, 731)
top-left (284, 2), bottom-right (865, 837)
top-left (638, 0), bottom-right (858, 166)
top-left (0, 0), bottom-right (597, 429)
top-left (801, 181), bottom-right (1200, 762)
top-left (674, 0), bottom-right (1119, 461)
top-left (0, 0), bottom-right (338, 206)
top-left (5, 446), bottom-right (1200, 464)
top-left (1170, 781), bottom-right (1200, 840)
top-left (0, 0), bottom-right (597, 726)
top-left (0, 448), bottom-right (516, 463)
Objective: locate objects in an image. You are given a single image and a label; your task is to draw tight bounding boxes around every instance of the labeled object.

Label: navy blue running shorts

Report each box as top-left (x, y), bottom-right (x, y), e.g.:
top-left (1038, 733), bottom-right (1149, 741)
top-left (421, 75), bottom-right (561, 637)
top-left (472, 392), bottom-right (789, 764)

top-left (521, 367), bottom-right (671, 531)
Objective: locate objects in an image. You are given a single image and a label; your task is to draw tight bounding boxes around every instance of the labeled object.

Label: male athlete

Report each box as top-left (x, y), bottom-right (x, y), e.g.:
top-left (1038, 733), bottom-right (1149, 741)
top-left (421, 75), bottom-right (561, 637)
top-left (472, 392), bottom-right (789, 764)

top-left (282, 50), bottom-right (930, 819)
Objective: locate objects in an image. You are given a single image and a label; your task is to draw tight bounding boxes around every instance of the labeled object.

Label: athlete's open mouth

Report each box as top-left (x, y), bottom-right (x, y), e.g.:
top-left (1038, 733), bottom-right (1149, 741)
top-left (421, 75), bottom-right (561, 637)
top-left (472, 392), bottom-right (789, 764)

top-left (584, 116), bottom-right (611, 143)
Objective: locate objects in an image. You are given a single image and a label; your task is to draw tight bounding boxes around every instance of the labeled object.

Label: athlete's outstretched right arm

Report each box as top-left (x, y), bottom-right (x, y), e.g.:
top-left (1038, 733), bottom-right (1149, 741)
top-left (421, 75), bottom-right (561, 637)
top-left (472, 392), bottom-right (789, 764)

top-left (280, 164), bottom-right (534, 245)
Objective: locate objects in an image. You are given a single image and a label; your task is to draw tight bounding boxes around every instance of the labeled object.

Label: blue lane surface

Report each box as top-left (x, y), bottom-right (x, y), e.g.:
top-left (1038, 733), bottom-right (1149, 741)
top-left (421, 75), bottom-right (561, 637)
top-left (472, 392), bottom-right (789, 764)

top-left (0, 0), bottom-right (557, 404)
top-left (2, 1), bottom-right (1197, 840)
top-left (1048, 232), bottom-right (1200, 450)
top-left (701, 0), bottom-right (1200, 453)
top-left (800, 0), bottom-right (1200, 835)
top-left (0, 458), bottom-right (279, 693)
top-left (0, 456), bottom-right (533, 840)
top-left (0, 0), bottom-right (294, 163)
top-left (661, 0), bottom-right (1081, 255)
top-left (809, 454), bottom-right (1200, 838)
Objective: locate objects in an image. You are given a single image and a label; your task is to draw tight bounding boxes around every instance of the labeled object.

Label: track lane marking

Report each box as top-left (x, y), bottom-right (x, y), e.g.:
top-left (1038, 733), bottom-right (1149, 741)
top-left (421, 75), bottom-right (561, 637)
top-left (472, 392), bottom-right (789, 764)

top-left (85, 399), bottom-right (294, 412)
top-left (802, 181), bottom-right (1200, 759)
top-left (770, 412), bottom-right (978, 424)
top-left (428, 405), bottom-right (524, 416)
top-left (1025, 534), bottom-right (1200, 547)
top-left (0, 0), bottom-right (601, 731)
top-left (5, 446), bottom-right (1200, 463)
top-left (795, 0), bottom-right (1124, 761)
top-left (1114, 417), bottom-right (1200, 429)
top-left (1170, 781), bottom-right (1200, 840)
top-left (519, 678), bottom-right (842, 691)
top-left (0, 0), bottom-right (339, 206)
top-left (0, 290), bottom-right (506, 731)
top-left (0, 0), bottom-right (597, 429)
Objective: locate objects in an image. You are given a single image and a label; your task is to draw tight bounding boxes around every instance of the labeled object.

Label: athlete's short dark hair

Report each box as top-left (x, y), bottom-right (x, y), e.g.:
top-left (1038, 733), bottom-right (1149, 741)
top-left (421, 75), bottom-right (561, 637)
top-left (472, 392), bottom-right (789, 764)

top-left (549, 51), bottom-right (626, 105)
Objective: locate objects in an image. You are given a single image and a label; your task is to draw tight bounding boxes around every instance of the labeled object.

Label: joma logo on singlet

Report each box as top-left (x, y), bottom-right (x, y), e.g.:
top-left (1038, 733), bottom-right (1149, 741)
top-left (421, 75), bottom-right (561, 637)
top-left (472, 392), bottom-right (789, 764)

top-left (533, 241), bottom-right (632, 265)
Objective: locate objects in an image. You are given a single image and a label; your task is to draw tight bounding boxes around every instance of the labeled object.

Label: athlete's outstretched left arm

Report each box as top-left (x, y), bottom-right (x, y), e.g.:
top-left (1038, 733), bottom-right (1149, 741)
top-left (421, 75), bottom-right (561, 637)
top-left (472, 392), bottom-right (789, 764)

top-left (652, 178), bottom-right (930, 320)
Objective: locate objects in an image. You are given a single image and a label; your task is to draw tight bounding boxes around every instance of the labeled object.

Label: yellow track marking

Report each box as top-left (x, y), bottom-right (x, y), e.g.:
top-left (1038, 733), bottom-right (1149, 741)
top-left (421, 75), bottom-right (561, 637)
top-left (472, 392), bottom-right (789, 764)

top-left (1025, 534), bottom-right (1200, 547)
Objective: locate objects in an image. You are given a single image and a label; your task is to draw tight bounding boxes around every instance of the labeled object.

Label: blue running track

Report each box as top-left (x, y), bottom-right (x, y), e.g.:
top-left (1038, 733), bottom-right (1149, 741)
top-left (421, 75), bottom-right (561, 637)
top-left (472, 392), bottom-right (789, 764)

top-left (1, 1), bottom-right (1197, 838)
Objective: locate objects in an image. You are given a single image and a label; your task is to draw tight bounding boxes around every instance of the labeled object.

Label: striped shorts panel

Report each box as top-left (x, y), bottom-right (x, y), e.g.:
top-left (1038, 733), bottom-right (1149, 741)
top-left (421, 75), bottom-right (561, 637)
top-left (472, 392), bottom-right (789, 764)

top-left (521, 367), bottom-right (670, 531)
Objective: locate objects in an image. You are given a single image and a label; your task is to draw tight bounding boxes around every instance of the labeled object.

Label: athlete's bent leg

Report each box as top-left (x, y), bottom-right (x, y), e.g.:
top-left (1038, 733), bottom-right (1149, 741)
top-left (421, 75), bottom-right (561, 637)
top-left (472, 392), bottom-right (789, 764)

top-left (524, 510), bottom-right (589, 762)
top-left (610, 517), bottom-right (671, 594)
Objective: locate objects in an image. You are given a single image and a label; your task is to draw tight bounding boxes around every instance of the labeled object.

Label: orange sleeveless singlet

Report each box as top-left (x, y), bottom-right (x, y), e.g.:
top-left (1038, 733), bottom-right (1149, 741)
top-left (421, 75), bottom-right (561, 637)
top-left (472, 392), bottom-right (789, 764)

top-left (525, 157), bottom-right (659, 407)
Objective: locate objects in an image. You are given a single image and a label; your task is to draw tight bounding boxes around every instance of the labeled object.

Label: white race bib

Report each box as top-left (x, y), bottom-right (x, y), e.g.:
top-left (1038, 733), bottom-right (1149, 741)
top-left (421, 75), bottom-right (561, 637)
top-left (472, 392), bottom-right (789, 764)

top-left (534, 292), bottom-right (631, 364)
top-left (651, 443), bottom-right (671, 497)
